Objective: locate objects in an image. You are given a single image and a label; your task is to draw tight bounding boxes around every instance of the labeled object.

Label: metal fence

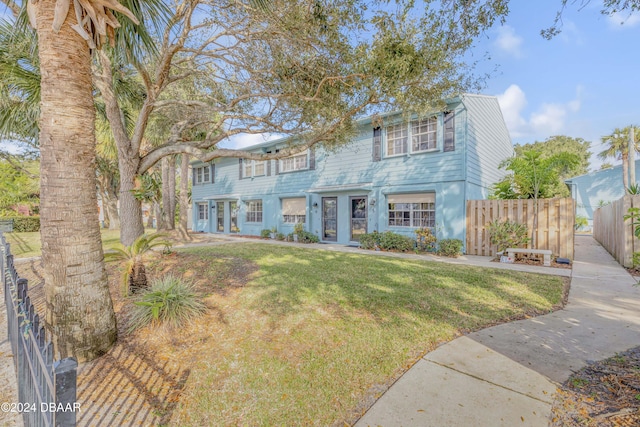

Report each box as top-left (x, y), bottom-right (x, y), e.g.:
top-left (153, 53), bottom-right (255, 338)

top-left (0, 219), bottom-right (13, 232)
top-left (1, 232), bottom-right (77, 427)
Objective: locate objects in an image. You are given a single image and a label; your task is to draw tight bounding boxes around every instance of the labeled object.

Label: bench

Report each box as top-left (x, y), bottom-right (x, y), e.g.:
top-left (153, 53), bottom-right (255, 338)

top-left (0, 219), bottom-right (13, 233)
top-left (506, 248), bottom-right (552, 267)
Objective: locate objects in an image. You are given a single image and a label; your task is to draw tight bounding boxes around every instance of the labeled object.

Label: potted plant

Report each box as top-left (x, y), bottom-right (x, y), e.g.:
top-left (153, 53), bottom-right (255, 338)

top-left (293, 222), bottom-right (304, 242)
top-left (270, 226), bottom-right (277, 239)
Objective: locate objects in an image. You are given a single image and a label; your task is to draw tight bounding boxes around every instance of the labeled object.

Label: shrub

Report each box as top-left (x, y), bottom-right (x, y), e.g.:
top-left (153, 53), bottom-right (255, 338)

top-left (574, 215), bottom-right (588, 231)
top-left (437, 239), bottom-right (463, 257)
top-left (0, 216), bottom-right (41, 232)
top-left (379, 231), bottom-right (414, 252)
top-left (415, 227), bottom-right (437, 252)
top-left (359, 231), bottom-right (379, 250)
top-left (487, 219), bottom-right (529, 253)
top-left (276, 232), bottom-right (286, 241)
top-left (260, 229), bottom-right (271, 239)
top-left (293, 222), bottom-right (304, 235)
top-left (128, 275), bottom-right (206, 332)
top-left (298, 230), bottom-right (319, 243)
top-left (105, 233), bottom-right (171, 296)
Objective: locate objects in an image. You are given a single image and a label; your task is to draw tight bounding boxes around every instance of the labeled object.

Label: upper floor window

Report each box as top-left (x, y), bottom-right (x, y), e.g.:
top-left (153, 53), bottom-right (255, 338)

top-left (245, 200), bottom-right (263, 223)
top-left (242, 160), bottom-right (266, 178)
top-left (386, 123), bottom-right (407, 156)
top-left (194, 165), bottom-right (211, 184)
top-left (385, 116), bottom-right (440, 157)
top-left (411, 117), bottom-right (437, 152)
top-left (388, 193), bottom-right (435, 228)
top-left (280, 152), bottom-right (308, 173)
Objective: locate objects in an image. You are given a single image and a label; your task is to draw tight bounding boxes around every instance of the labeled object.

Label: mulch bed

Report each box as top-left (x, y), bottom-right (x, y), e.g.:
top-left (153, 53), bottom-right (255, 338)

top-left (550, 346), bottom-right (640, 426)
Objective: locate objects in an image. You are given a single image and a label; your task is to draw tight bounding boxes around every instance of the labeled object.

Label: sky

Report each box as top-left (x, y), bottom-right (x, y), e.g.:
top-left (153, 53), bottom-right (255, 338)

top-left (2, 1), bottom-right (639, 171)
top-left (471, 0), bottom-right (640, 170)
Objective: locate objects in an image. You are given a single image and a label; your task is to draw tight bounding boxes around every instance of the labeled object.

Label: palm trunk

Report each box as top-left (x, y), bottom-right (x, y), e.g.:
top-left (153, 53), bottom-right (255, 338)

top-left (169, 156), bottom-right (176, 229)
top-left (97, 174), bottom-right (120, 230)
top-left (36, 0), bottom-right (116, 362)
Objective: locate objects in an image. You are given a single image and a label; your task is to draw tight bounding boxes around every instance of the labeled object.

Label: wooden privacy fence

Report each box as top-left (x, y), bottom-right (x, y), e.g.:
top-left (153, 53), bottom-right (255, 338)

top-left (466, 198), bottom-right (575, 259)
top-left (593, 195), bottom-right (640, 268)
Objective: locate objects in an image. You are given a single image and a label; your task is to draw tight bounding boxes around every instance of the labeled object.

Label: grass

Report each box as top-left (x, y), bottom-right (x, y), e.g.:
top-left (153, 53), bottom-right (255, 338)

top-left (3, 229), bottom-right (146, 258)
top-left (138, 243), bottom-right (566, 426)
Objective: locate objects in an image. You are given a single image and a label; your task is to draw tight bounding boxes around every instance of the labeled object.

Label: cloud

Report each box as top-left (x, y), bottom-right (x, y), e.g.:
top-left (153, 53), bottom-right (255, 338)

top-left (219, 133), bottom-right (281, 149)
top-left (608, 12), bottom-right (640, 29)
top-left (496, 84), bottom-right (582, 138)
top-left (493, 25), bottom-right (524, 58)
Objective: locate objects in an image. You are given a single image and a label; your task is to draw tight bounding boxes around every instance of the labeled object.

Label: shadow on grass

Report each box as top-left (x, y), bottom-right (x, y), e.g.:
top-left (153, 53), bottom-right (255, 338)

top-left (191, 244), bottom-right (565, 332)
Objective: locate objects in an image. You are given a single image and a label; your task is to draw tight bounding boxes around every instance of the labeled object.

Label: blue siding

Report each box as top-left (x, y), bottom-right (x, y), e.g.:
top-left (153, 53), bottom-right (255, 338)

top-left (192, 96), bottom-right (509, 247)
top-left (565, 161), bottom-right (638, 228)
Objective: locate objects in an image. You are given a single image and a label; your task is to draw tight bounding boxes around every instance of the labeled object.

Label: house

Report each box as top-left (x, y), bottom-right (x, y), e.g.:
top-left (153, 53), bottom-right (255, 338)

top-left (191, 94), bottom-right (513, 246)
top-left (565, 161), bottom-right (638, 230)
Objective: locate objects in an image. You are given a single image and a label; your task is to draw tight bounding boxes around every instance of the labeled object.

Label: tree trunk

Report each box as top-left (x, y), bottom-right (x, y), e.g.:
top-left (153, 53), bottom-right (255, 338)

top-left (622, 153), bottom-right (630, 193)
top-left (161, 157), bottom-right (174, 230)
top-left (97, 174), bottom-right (120, 230)
top-left (155, 202), bottom-right (164, 230)
top-left (119, 159), bottom-right (144, 245)
top-left (169, 156), bottom-right (176, 229)
top-left (36, 0), bottom-right (116, 362)
top-left (129, 261), bottom-right (148, 294)
top-left (178, 154), bottom-right (191, 240)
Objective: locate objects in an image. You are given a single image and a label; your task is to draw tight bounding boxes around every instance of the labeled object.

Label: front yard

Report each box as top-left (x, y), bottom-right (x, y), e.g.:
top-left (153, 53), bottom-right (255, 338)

top-left (12, 241), bottom-right (567, 425)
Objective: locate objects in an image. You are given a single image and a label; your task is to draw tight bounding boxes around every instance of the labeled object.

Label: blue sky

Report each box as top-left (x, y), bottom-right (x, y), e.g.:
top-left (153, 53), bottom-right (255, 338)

top-left (474, 0), bottom-right (640, 170)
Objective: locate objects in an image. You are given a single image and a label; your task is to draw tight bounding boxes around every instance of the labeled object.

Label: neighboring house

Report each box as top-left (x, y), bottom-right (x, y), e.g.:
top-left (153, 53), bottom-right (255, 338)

top-left (565, 161), bottom-right (638, 229)
top-left (191, 94), bottom-right (513, 246)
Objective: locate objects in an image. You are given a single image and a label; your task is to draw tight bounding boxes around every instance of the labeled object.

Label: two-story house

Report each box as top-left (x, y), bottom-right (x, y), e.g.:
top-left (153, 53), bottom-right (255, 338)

top-left (191, 94), bottom-right (513, 247)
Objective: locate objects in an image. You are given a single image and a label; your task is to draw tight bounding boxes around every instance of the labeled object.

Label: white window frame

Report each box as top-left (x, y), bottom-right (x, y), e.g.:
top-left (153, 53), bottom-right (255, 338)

top-left (385, 116), bottom-right (440, 158)
top-left (387, 194), bottom-right (435, 228)
top-left (282, 198), bottom-right (306, 224)
top-left (411, 117), bottom-right (438, 152)
top-left (242, 160), bottom-right (266, 178)
top-left (385, 123), bottom-right (407, 157)
top-left (279, 152), bottom-right (308, 173)
top-left (245, 200), bottom-right (263, 223)
top-left (195, 166), bottom-right (211, 184)
top-left (197, 203), bottom-right (209, 221)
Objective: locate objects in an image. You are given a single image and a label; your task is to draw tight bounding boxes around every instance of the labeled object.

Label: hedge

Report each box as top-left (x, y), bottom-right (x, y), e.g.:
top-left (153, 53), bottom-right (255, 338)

top-left (0, 216), bottom-right (40, 232)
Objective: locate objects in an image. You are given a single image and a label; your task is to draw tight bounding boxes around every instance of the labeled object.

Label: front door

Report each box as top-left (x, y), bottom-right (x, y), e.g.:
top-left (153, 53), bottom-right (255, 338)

top-left (216, 202), bottom-right (224, 232)
top-left (322, 197), bottom-right (337, 242)
top-left (350, 196), bottom-right (367, 242)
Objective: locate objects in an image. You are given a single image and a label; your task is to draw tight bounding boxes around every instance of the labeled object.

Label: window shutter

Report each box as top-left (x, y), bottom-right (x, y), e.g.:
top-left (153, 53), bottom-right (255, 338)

top-left (275, 149), bottom-right (280, 175)
top-left (266, 159), bottom-right (271, 176)
top-left (372, 127), bottom-right (381, 161)
top-left (210, 163), bottom-right (215, 183)
top-left (444, 111), bottom-right (455, 152)
top-left (239, 158), bottom-right (243, 179)
top-left (308, 148), bottom-right (315, 170)
top-left (192, 167), bottom-right (197, 185)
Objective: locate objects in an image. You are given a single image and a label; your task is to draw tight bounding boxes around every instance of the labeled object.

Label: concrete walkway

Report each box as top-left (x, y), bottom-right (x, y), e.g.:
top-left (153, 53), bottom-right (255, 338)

top-left (355, 235), bottom-right (640, 427)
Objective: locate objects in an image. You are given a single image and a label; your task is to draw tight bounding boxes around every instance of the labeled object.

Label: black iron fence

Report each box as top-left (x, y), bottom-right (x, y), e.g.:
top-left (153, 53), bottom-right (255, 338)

top-left (1, 232), bottom-right (77, 427)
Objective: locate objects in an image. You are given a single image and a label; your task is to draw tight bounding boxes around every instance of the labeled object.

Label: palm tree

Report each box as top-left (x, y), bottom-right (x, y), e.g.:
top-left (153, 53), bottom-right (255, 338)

top-left (105, 233), bottom-right (171, 296)
top-left (3, 0), bottom-right (167, 362)
top-left (599, 126), bottom-right (640, 193)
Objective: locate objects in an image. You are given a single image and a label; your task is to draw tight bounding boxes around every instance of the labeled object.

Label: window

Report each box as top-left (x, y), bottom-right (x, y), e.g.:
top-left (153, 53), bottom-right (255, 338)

top-left (245, 200), bottom-right (263, 223)
top-left (197, 203), bottom-right (209, 221)
top-left (242, 160), bottom-right (266, 178)
top-left (280, 153), bottom-right (308, 173)
top-left (194, 165), bottom-right (211, 184)
top-left (388, 193), bottom-right (435, 228)
top-left (411, 117), bottom-right (437, 152)
top-left (386, 123), bottom-right (407, 156)
top-left (282, 198), bottom-right (306, 224)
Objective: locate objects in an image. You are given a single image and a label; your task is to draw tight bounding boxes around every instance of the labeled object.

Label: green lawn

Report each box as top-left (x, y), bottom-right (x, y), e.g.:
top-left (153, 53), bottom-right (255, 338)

top-left (143, 243), bottom-right (566, 426)
top-left (4, 229), bottom-right (132, 258)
